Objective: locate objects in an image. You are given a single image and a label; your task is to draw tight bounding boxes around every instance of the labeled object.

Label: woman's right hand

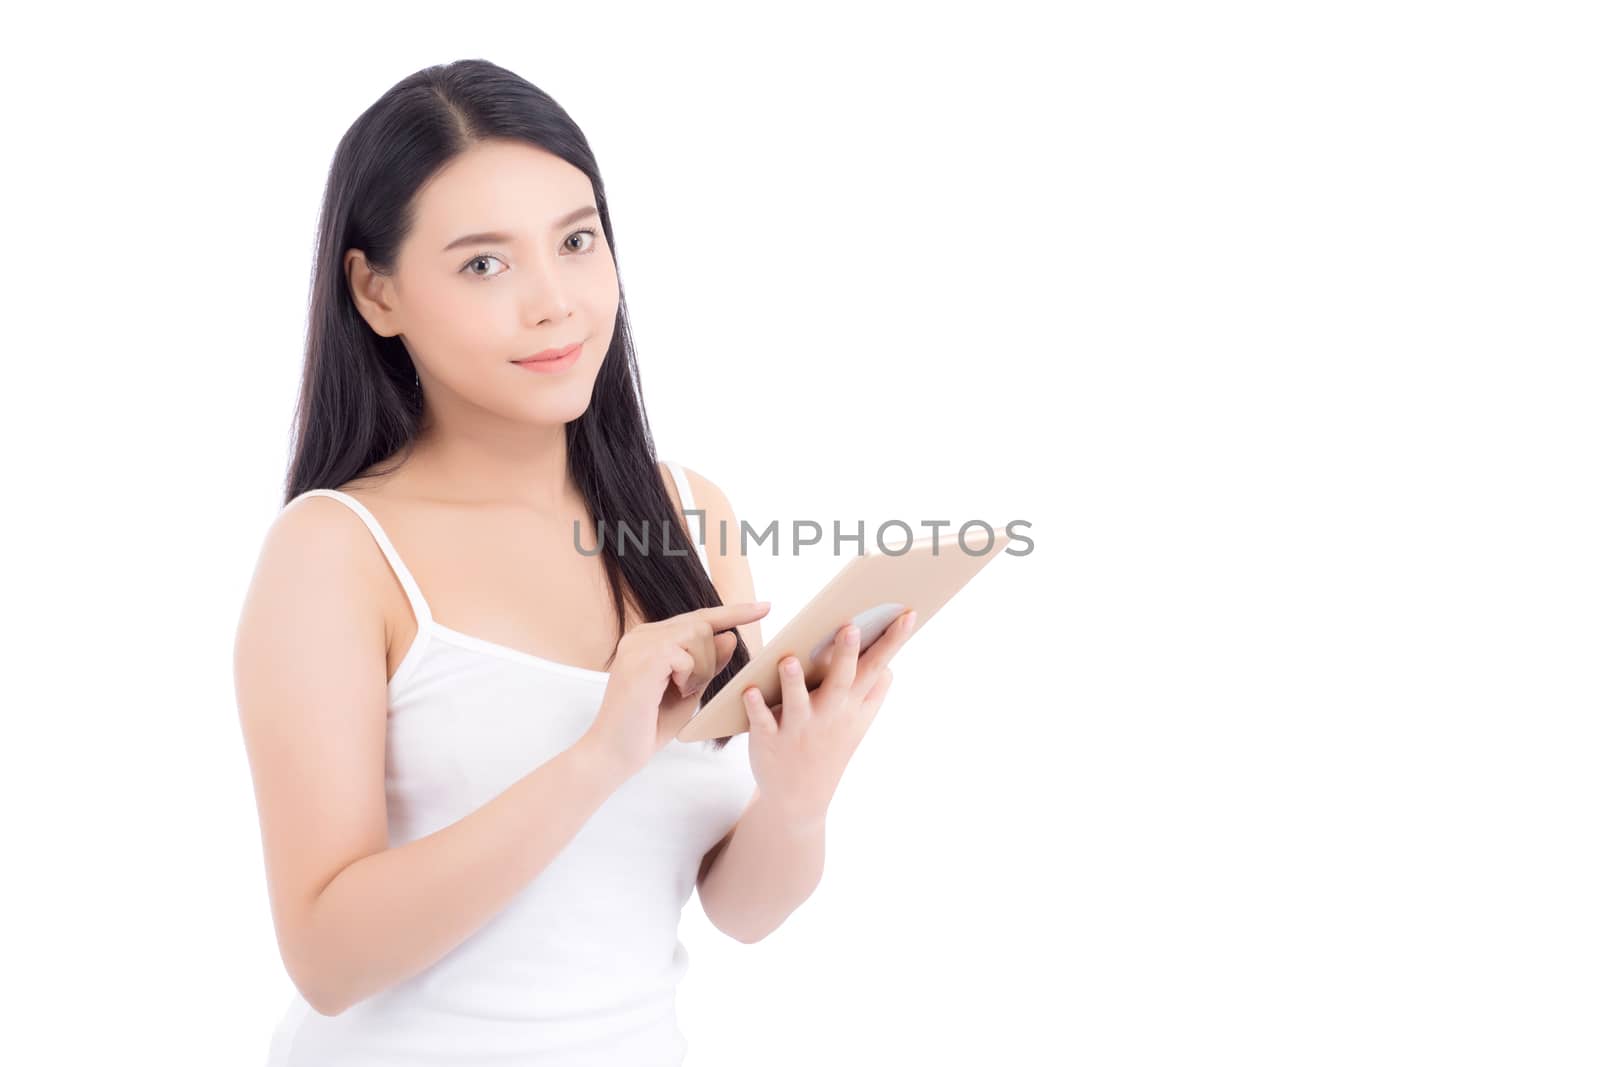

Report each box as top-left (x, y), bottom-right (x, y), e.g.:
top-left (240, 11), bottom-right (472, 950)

top-left (582, 601), bottom-right (772, 777)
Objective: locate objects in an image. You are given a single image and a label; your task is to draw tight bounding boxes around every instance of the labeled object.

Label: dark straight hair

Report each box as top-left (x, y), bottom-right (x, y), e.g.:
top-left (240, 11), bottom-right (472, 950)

top-left (283, 58), bottom-right (745, 748)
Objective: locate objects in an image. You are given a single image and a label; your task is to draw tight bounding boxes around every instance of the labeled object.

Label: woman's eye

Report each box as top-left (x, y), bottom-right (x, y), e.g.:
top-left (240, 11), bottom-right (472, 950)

top-left (565, 228), bottom-right (598, 253)
top-left (462, 254), bottom-right (508, 279)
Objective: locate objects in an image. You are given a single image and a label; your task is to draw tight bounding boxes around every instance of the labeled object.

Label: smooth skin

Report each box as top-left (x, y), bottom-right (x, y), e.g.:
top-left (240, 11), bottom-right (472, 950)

top-left (585, 599), bottom-right (770, 774)
top-left (234, 138), bottom-right (913, 1017)
top-left (745, 609), bottom-right (916, 826)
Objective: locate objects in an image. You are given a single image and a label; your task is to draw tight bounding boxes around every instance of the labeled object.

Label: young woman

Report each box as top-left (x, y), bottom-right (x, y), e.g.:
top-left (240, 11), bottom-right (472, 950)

top-left (234, 59), bottom-right (914, 1065)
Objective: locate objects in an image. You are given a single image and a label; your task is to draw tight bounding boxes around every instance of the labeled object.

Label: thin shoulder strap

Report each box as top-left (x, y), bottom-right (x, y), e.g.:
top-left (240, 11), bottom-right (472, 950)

top-left (291, 489), bottom-right (434, 628)
top-left (662, 460), bottom-right (711, 573)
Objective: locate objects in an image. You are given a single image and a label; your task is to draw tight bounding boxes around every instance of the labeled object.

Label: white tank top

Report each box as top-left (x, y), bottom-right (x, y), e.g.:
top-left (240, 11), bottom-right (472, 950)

top-left (264, 460), bottom-right (756, 1066)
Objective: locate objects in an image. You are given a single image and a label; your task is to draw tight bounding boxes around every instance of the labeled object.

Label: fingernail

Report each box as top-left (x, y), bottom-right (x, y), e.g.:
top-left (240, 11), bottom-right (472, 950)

top-left (905, 611), bottom-right (918, 629)
top-left (842, 625), bottom-right (859, 643)
top-left (782, 657), bottom-right (800, 675)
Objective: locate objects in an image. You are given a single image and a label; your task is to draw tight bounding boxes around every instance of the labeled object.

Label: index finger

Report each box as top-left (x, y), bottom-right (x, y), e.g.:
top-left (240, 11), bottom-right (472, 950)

top-left (689, 601), bottom-right (772, 632)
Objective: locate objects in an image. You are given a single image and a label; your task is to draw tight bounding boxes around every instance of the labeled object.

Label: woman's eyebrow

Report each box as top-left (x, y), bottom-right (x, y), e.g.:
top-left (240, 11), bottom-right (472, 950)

top-left (440, 205), bottom-right (600, 253)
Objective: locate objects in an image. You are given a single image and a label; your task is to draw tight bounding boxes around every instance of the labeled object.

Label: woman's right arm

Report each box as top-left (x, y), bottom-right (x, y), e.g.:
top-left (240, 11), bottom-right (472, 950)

top-left (233, 497), bottom-right (632, 1018)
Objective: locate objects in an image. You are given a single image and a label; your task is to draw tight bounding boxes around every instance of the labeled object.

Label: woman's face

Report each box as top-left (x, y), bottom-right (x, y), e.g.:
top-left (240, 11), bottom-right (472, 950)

top-left (346, 138), bottom-right (620, 427)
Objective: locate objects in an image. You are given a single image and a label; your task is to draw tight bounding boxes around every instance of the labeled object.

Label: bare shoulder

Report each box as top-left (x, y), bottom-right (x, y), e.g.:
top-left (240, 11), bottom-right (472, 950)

top-left (252, 493), bottom-right (392, 610)
top-left (234, 494), bottom-right (392, 711)
top-left (658, 461), bottom-right (737, 556)
top-left (673, 463), bottom-right (731, 520)
top-left (655, 459), bottom-right (713, 509)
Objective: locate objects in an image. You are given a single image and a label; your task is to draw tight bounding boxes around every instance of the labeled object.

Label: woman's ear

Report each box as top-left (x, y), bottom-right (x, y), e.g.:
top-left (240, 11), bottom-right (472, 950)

top-left (344, 248), bottom-right (401, 338)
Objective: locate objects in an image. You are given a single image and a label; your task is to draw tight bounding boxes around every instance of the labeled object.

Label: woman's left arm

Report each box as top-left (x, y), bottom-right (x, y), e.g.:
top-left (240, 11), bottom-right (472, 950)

top-left (679, 467), bottom-right (911, 943)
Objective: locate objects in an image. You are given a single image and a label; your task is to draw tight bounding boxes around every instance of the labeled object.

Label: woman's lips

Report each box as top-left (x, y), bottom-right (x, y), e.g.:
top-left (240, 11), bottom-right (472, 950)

top-left (512, 342), bottom-right (581, 373)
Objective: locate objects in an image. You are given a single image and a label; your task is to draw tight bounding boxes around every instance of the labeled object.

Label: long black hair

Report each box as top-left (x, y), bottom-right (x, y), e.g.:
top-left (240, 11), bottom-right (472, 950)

top-left (283, 58), bottom-right (746, 748)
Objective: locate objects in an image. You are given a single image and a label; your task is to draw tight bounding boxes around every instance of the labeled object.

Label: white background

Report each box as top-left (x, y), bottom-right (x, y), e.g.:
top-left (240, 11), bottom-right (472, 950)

top-left (3, 2), bottom-right (1595, 1064)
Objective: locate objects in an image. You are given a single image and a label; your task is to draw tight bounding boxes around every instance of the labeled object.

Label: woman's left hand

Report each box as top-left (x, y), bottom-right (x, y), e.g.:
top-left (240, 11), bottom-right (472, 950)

top-left (741, 608), bottom-right (918, 825)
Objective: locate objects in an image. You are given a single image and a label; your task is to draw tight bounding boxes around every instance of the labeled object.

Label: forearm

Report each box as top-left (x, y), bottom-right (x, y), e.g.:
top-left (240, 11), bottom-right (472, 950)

top-left (295, 735), bottom-right (630, 1015)
top-left (698, 794), bottom-right (826, 943)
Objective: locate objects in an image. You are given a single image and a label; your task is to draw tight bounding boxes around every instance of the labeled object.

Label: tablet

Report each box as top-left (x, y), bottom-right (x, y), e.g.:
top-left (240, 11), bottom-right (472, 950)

top-left (676, 526), bottom-right (1012, 741)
